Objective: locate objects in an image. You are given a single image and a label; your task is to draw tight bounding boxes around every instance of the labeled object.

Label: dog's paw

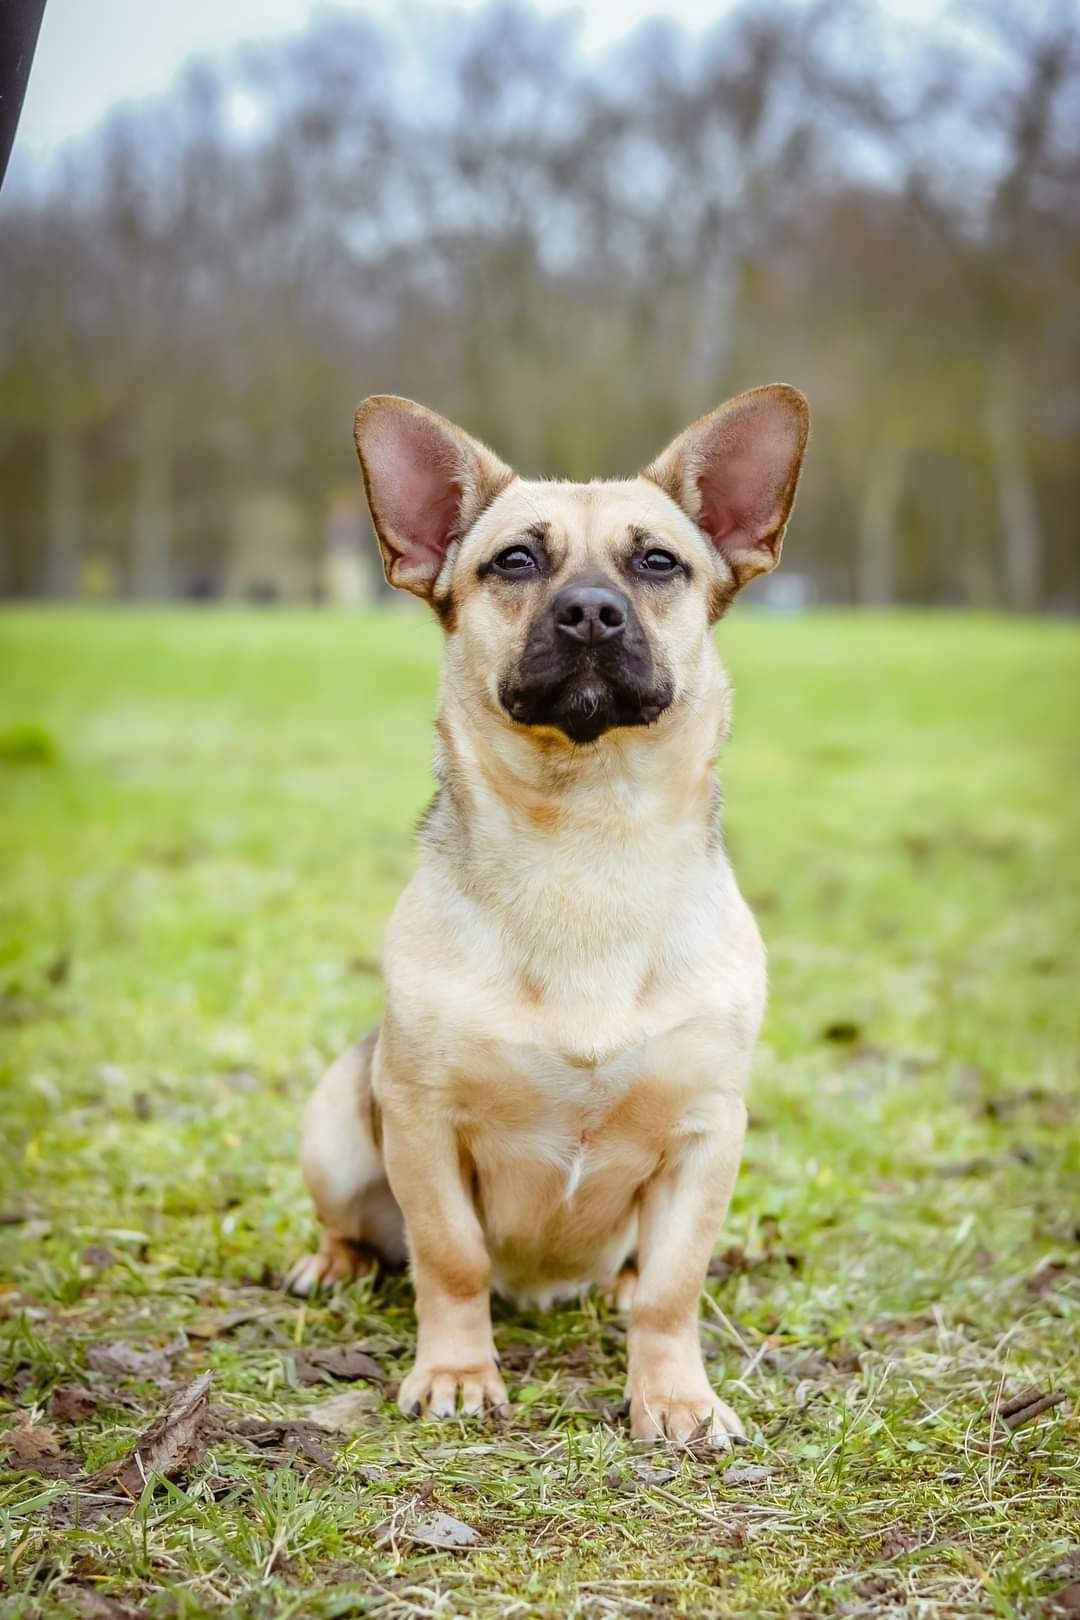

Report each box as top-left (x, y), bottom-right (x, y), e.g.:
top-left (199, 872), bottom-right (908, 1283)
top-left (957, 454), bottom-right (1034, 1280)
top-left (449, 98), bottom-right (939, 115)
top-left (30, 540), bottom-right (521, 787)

top-left (284, 1235), bottom-right (371, 1296)
top-left (398, 1358), bottom-right (509, 1421)
top-left (628, 1385), bottom-right (746, 1449)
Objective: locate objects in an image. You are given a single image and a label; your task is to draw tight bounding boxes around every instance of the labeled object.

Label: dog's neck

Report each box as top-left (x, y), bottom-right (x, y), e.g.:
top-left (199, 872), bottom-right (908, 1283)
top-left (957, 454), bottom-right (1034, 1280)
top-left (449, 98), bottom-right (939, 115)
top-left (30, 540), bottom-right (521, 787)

top-left (429, 646), bottom-right (732, 877)
top-left (421, 648), bottom-right (736, 1018)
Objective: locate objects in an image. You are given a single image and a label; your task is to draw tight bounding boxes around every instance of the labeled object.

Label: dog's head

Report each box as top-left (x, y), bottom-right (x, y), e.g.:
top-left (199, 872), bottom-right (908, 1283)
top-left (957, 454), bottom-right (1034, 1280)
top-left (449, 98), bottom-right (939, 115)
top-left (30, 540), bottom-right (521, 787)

top-left (354, 387), bottom-right (808, 746)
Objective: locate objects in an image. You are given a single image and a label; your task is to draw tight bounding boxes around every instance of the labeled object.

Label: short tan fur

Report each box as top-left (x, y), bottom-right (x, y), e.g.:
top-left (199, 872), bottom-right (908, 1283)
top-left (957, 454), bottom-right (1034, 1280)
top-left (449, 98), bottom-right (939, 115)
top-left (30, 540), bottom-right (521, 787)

top-left (288, 384), bottom-right (809, 1447)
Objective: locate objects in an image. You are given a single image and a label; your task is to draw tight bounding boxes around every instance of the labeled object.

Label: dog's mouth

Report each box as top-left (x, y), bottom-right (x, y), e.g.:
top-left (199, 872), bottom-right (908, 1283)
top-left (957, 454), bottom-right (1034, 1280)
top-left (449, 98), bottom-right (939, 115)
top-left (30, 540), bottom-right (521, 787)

top-left (499, 650), bottom-right (674, 745)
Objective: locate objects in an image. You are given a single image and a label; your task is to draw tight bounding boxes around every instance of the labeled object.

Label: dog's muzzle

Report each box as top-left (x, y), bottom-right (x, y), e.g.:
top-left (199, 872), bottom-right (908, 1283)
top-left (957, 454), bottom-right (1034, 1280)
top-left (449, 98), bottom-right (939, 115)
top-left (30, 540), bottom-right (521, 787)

top-left (499, 571), bottom-right (673, 744)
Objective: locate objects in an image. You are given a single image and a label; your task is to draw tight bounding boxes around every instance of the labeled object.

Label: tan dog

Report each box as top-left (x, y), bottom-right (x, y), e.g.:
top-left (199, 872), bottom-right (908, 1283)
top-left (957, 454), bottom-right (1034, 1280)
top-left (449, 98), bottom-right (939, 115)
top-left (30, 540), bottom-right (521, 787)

top-left (287, 385), bottom-right (809, 1448)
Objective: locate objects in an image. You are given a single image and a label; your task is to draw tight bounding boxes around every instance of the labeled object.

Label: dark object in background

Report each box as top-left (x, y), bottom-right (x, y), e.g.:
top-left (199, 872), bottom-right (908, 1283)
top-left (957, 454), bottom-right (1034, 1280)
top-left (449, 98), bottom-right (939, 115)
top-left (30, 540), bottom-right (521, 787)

top-left (0, 0), bottom-right (46, 191)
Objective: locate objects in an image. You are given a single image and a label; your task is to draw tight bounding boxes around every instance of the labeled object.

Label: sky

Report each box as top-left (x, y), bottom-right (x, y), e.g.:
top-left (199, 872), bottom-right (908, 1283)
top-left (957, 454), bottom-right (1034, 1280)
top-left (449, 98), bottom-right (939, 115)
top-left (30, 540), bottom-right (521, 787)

top-left (17, 0), bottom-right (960, 165)
top-left (18, 0), bottom-right (727, 159)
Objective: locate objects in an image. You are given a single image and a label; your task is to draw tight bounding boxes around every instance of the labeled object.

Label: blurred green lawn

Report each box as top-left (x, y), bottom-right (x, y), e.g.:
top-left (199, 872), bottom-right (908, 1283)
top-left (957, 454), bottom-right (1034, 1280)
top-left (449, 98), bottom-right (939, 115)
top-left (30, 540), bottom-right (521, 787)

top-left (0, 609), bottom-right (1077, 1619)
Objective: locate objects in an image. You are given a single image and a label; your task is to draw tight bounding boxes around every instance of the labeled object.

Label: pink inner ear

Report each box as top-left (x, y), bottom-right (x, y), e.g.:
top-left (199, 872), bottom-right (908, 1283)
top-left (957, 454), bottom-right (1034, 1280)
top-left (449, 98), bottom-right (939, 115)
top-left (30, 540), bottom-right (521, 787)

top-left (365, 413), bottom-right (462, 571)
top-left (695, 404), bottom-right (800, 556)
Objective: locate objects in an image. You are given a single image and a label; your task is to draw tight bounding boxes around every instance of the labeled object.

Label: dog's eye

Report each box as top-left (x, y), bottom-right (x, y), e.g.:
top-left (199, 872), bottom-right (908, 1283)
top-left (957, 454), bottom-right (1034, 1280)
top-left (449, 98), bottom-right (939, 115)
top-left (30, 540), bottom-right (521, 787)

top-left (492, 546), bottom-right (538, 575)
top-left (638, 549), bottom-right (680, 575)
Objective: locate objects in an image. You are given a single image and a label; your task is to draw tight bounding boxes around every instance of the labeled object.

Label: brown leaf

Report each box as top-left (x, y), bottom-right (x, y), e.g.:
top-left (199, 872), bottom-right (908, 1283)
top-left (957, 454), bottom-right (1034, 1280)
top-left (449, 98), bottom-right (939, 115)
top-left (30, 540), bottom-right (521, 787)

top-left (306, 1389), bottom-right (379, 1431)
top-left (880, 1528), bottom-right (920, 1560)
top-left (85, 1339), bottom-right (178, 1381)
top-left (82, 1245), bottom-right (118, 1271)
top-left (6, 1422), bottom-right (60, 1465)
top-left (708, 1244), bottom-right (750, 1281)
top-left (292, 1343), bottom-right (385, 1386)
top-left (217, 1416), bottom-right (339, 1468)
top-left (54, 1586), bottom-right (145, 1620)
top-left (186, 1308), bottom-right (266, 1340)
top-left (5, 1419), bottom-right (80, 1480)
top-left (1046, 1583), bottom-right (1080, 1615)
top-left (50, 1386), bottom-right (99, 1423)
top-left (102, 1371), bottom-right (212, 1497)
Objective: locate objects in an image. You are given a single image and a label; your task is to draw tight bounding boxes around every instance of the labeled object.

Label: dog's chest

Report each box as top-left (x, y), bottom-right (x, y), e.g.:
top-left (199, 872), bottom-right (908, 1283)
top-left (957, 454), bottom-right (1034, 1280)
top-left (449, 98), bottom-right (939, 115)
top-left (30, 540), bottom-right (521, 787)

top-left (446, 1014), bottom-right (725, 1246)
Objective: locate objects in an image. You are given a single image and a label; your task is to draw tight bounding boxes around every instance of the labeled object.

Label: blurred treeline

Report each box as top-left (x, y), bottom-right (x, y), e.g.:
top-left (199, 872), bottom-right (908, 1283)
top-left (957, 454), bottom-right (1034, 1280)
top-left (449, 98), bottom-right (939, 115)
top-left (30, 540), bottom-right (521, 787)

top-left (1, 0), bottom-right (1078, 609)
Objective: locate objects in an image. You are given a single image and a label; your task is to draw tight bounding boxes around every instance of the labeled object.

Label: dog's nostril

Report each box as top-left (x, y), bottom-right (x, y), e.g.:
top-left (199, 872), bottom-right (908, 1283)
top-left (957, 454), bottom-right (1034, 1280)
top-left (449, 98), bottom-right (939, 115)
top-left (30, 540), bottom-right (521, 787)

top-left (554, 582), bottom-right (629, 643)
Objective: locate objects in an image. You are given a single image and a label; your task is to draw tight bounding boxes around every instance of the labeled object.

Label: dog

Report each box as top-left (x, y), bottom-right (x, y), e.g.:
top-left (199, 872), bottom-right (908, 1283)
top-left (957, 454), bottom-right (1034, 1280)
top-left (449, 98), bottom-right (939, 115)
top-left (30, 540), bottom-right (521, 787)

top-left (286, 384), bottom-right (809, 1447)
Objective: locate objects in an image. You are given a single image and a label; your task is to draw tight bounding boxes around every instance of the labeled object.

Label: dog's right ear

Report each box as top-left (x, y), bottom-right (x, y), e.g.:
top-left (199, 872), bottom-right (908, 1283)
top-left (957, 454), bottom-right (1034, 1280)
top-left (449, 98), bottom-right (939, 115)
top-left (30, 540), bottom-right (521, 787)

top-left (353, 396), bottom-right (514, 601)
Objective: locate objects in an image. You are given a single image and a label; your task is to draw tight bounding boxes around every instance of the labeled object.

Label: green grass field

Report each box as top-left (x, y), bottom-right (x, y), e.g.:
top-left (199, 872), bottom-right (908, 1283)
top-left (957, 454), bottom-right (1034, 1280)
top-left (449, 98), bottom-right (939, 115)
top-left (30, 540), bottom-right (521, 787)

top-left (1, 608), bottom-right (1077, 1619)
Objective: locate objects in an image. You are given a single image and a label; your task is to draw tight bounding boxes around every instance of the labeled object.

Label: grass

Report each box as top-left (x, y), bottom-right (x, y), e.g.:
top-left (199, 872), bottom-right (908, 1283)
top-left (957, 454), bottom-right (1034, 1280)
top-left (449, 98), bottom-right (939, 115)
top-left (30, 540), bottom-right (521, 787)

top-left (0, 606), bottom-right (1077, 1620)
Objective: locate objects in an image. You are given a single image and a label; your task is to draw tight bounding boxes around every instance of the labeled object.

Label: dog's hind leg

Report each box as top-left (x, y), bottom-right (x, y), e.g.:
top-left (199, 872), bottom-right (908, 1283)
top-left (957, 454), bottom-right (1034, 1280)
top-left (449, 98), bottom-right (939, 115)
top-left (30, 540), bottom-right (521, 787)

top-left (285, 1029), bottom-right (407, 1296)
top-left (603, 1259), bottom-right (638, 1314)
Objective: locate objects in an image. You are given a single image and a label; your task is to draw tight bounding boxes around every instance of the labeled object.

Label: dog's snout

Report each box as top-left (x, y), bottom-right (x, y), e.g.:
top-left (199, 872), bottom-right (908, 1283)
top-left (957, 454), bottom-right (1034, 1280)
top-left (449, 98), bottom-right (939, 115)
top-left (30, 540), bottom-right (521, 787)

top-left (553, 582), bottom-right (628, 644)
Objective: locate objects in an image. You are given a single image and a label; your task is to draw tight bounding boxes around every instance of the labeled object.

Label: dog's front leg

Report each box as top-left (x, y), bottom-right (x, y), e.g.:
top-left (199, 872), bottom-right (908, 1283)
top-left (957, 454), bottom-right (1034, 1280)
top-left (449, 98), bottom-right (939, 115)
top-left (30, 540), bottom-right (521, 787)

top-left (381, 1104), bottom-right (507, 1420)
top-left (627, 1095), bottom-right (747, 1449)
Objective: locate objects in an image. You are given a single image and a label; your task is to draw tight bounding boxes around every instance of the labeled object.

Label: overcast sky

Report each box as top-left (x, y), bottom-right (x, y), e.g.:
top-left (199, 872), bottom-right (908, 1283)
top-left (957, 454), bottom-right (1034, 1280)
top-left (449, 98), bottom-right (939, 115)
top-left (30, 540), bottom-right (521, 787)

top-left (18, 0), bottom-right (968, 165)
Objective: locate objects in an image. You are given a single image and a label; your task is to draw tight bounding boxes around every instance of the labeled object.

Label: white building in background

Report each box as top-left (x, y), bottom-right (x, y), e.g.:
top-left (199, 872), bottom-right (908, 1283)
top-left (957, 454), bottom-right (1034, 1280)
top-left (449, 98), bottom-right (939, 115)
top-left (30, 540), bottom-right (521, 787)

top-left (225, 491), bottom-right (312, 601)
top-left (323, 494), bottom-right (373, 605)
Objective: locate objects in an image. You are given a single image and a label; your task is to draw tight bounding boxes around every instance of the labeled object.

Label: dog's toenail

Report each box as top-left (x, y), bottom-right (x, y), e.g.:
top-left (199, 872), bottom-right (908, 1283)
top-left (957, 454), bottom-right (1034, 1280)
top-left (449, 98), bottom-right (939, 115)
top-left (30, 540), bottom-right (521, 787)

top-left (731, 1432), bottom-right (749, 1446)
top-left (408, 1401), bottom-right (422, 1419)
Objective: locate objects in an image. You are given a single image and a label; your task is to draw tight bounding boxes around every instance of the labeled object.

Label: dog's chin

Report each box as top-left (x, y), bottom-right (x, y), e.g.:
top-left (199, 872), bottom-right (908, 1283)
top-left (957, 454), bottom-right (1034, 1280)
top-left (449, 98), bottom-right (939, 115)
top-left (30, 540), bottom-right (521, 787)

top-left (500, 676), bottom-right (673, 745)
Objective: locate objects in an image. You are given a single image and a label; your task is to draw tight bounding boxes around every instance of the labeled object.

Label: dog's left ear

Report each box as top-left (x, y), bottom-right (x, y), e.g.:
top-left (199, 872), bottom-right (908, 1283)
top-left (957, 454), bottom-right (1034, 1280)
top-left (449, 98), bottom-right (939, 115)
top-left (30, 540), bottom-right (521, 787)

top-left (643, 384), bottom-right (809, 592)
top-left (354, 395), bottom-right (514, 600)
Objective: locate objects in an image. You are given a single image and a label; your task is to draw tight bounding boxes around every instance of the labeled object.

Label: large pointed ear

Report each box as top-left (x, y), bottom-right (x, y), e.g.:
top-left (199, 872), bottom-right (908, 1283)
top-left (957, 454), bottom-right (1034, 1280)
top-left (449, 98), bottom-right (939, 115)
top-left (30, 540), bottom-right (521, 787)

top-left (643, 384), bottom-right (809, 592)
top-left (353, 395), bottom-right (514, 600)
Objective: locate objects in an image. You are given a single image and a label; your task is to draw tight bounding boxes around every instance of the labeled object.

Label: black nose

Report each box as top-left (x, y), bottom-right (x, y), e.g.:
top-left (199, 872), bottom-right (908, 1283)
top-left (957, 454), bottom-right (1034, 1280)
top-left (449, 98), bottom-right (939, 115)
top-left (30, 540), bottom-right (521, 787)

top-left (553, 582), bottom-right (628, 644)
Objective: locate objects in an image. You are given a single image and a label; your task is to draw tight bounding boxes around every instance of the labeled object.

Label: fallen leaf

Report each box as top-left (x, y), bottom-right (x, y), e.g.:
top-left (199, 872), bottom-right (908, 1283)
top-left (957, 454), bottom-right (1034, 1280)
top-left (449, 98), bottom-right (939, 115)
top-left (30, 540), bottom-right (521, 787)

top-left (6, 1422), bottom-right (60, 1465)
top-left (186, 1308), bottom-right (266, 1340)
top-left (631, 1461), bottom-right (678, 1487)
top-left (402, 1512), bottom-right (482, 1550)
top-left (1042, 1553), bottom-right (1080, 1584)
top-left (306, 1389), bottom-right (380, 1430)
top-left (102, 1371), bottom-right (212, 1497)
top-left (292, 1343), bottom-right (385, 1386)
top-left (723, 1463), bottom-right (776, 1487)
top-left (218, 1416), bottom-right (339, 1468)
top-left (54, 1586), bottom-right (144, 1620)
top-left (880, 1528), bottom-right (919, 1559)
top-left (82, 1245), bottom-right (117, 1271)
top-left (1046, 1582), bottom-right (1080, 1615)
top-left (85, 1339), bottom-right (178, 1381)
top-left (4, 1420), bottom-right (80, 1479)
top-left (50, 1386), bottom-right (99, 1423)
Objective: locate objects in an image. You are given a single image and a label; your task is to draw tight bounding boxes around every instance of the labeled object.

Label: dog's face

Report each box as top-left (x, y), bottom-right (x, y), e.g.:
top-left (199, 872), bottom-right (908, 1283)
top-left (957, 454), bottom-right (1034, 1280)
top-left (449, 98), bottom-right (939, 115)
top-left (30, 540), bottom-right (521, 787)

top-left (354, 388), bottom-right (808, 745)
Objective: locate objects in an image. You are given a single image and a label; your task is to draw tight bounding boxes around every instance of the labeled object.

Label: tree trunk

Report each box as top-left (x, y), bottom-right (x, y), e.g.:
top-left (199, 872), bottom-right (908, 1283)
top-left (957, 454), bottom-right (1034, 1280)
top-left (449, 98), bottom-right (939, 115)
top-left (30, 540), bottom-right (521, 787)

top-left (45, 422), bottom-right (83, 598)
top-left (857, 440), bottom-right (905, 605)
top-left (131, 394), bottom-right (173, 599)
top-left (986, 351), bottom-right (1042, 612)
